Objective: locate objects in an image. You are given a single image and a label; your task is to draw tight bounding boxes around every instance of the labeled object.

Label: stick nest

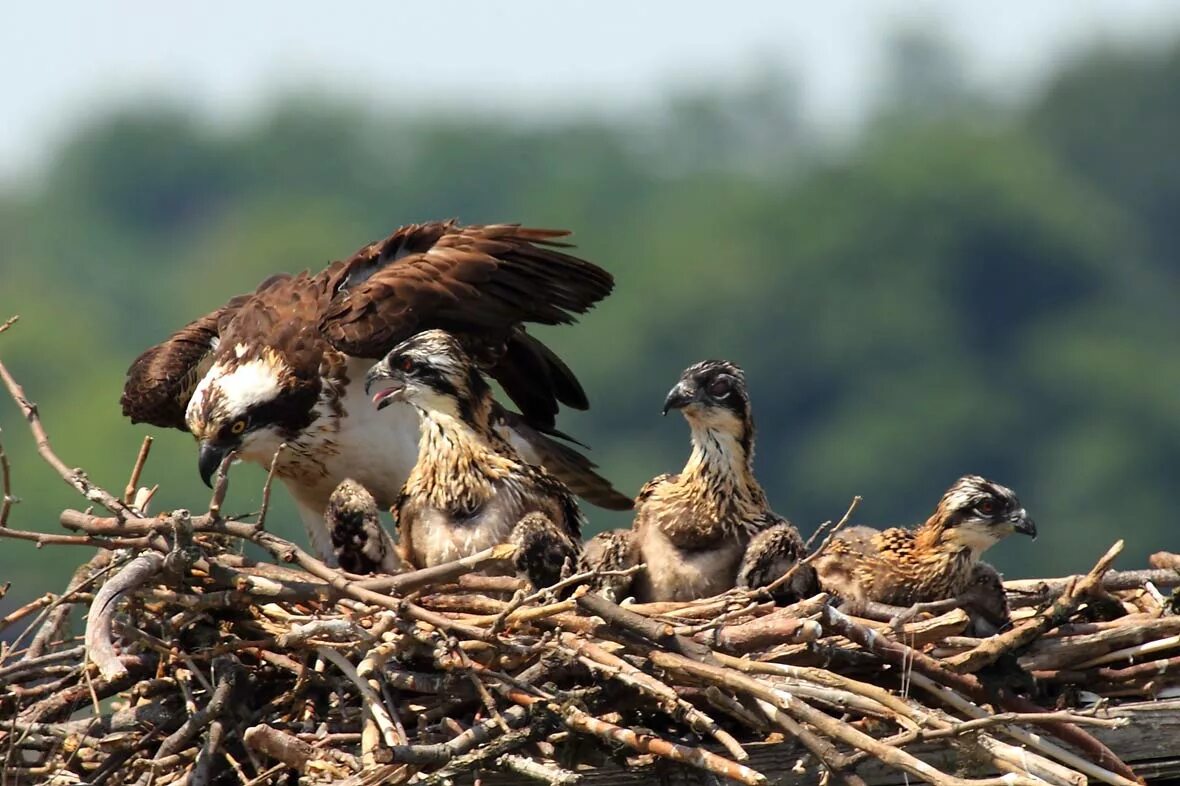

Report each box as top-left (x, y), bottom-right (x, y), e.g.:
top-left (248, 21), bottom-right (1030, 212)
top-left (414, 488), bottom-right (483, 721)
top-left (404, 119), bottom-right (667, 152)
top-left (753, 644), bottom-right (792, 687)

top-left (1, 320), bottom-right (1179, 786)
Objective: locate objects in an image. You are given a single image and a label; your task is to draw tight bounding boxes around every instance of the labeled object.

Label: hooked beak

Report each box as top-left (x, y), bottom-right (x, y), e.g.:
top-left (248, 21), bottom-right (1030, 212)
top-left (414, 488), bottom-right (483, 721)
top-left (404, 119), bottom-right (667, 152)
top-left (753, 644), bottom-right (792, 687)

top-left (1010, 509), bottom-right (1037, 540)
top-left (364, 360), bottom-right (407, 411)
top-left (198, 441), bottom-right (228, 489)
top-left (662, 381), bottom-right (696, 416)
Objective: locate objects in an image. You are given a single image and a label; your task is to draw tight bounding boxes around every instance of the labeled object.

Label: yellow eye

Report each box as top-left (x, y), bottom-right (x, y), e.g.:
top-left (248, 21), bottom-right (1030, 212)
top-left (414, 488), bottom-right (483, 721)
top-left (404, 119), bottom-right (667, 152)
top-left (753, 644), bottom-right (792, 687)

top-left (230, 419), bottom-right (247, 435)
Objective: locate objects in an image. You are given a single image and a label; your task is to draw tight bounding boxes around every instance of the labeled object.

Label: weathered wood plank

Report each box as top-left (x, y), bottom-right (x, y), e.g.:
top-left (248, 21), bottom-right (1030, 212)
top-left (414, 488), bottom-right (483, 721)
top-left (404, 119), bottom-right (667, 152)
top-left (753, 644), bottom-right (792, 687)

top-left (474, 699), bottom-right (1180, 785)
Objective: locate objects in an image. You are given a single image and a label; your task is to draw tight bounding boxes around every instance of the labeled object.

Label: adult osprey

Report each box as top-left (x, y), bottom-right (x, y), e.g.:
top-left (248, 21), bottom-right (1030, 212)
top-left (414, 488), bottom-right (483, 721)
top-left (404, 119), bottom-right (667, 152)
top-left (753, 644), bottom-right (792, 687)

top-left (120, 220), bottom-right (630, 560)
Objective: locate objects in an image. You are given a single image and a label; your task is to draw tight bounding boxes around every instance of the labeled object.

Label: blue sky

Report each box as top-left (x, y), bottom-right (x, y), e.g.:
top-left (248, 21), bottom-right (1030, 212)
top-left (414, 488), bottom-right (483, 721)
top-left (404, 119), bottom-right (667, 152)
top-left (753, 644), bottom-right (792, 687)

top-left (3, 0), bottom-right (1178, 179)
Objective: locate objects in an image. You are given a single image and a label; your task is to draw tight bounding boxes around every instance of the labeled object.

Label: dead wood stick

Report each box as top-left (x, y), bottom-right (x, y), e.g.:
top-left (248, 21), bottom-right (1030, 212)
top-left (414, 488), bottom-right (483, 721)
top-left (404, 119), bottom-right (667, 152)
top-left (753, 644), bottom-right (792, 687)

top-left (244, 724), bottom-right (315, 770)
top-left (1005, 566), bottom-right (1180, 597)
top-left (724, 658), bottom-right (1076, 786)
top-left (908, 671), bottom-right (1139, 786)
top-left (557, 632), bottom-right (747, 762)
top-left (356, 543), bottom-right (518, 594)
top-left (25, 550), bottom-right (113, 660)
top-left (17, 654), bottom-right (154, 723)
top-left (0, 592), bottom-right (57, 635)
top-left (821, 604), bottom-right (1139, 784)
top-left (123, 436), bottom-right (153, 507)
top-left (317, 647), bottom-right (398, 750)
top-left (762, 496), bottom-right (861, 596)
top-left (714, 654), bottom-right (924, 727)
top-left (387, 705), bottom-right (530, 765)
top-left (0, 524), bottom-right (151, 549)
top-left (1071, 634), bottom-right (1180, 669)
top-left (576, 593), bottom-right (714, 660)
top-left (0, 427), bottom-right (13, 527)
top-left (0, 355), bottom-right (134, 518)
top-left (691, 606), bottom-right (821, 652)
top-left (148, 661), bottom-right (238, 767)
top-left (494, 753), bottom-right (581, 785)
top-left (85, 551), bottom-right (165, 680)
top-left (948, 540), bottom-right (1123, 673)
top-left (505, 687), bottom-right (767, 786)
top-left (255, 444), bottom-right (284, 529)
top-left (0, 645), bottom-right (85, 685)
top-left (69, 498), bottom-right (506, 645)
top-left (415, 728), bottom-right (536, 785)
top-left (1019, 617), bottom-right (1180, 671)
top-left (653, 650), bottom-right (1050, 786)
top-left (188, 718), bottom-right (226, 786)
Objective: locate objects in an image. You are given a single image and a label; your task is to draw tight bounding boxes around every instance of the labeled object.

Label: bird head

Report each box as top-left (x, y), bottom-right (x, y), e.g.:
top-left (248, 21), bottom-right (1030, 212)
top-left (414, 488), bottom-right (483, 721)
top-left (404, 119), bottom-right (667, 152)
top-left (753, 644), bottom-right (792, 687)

top-left (662, 360), bottom-right (752, 437)
top-left (365, 330), bottom-right (490, 421)
top-left (185, 344), bottom-right (317, 487)
top-left (929, 474), bottom-right (1037, 554)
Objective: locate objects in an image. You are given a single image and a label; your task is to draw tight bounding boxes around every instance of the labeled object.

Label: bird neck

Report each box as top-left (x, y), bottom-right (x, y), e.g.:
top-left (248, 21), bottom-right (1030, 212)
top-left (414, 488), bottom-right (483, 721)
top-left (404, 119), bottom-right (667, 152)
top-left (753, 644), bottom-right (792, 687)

top-left (914, 517), bottom-right (981, 560)
top-left (410, 402), bottom-right (516, 502)
top-left (682, 423), bottom-right (760, 501)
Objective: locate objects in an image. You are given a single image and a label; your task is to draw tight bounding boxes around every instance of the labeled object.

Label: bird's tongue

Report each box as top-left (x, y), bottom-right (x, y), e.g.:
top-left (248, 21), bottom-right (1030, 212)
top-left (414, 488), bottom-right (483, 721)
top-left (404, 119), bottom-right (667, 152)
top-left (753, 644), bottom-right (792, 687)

top-left (371, 389), bottom-right (394, 406)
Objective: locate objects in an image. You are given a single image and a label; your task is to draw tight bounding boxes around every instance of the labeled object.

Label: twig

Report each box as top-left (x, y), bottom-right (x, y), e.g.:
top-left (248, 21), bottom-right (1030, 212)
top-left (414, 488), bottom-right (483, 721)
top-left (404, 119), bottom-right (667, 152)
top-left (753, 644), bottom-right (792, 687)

top-left (84, 551), bottom-right (165, 680)
top-left (123, 435), bottom-right (153, 507)
top-left (821, 604), bottom-right (1140, 784)
top-left (243, 724), bottom-right (314, 770)
top-left (25, 550), bottom-right (114, 660)
top-left (505, 687), bottom-right (767, 786)
top-left (317, 646), bottom-right (399, 749)
top-left (0, 426), bottom-right (14, 527)
top-left (494, 753), bottom-right (581, 785)
top-left (0, 355), bottom-right (133, 518)
top-left (948, 540), bottom-right (1124, 673)
top-left (763, 495), bottom-right (860, 595)
top-left (256, 443), bottom-right (285, 529)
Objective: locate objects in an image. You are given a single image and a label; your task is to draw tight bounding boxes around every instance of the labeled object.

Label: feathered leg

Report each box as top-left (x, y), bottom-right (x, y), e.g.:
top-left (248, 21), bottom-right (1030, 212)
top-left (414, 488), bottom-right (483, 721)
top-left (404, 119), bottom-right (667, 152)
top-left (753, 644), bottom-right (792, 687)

top-left (578, 529), bottom-right (639, 601)
top-left (509, 512), bottom-right (580, 590)
top-left (324, 479), bottom-right (401, 575)
top-left (737, 523), bottom-right (815, 601)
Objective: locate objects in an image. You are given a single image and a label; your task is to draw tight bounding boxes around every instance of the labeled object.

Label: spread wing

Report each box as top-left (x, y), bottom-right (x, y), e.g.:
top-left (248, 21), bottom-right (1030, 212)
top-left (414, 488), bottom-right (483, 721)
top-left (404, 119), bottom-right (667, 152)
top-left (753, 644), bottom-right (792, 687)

top-left (120, 294), bottom-right (251, 430)
top-left (319, 221), bottom-right (614, 427)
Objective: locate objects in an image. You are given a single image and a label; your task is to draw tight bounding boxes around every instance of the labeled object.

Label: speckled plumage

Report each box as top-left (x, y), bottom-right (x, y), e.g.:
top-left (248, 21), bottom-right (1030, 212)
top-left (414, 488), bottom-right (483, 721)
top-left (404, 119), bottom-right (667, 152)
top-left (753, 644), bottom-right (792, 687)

top-left (369, 330), bottom-right (582, 589)
top-left (813, 475), bottom-right (1035, 608)
top-left (622, 361), bottom-right (810, 602)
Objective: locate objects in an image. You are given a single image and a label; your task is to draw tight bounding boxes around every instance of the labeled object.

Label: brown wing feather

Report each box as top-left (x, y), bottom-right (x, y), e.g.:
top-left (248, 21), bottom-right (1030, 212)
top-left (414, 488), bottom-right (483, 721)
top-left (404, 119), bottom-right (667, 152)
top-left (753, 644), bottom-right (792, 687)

top-left (120, 294), bottom-right (251, 430)
top-left (319, 221), bottom-right (614, 426)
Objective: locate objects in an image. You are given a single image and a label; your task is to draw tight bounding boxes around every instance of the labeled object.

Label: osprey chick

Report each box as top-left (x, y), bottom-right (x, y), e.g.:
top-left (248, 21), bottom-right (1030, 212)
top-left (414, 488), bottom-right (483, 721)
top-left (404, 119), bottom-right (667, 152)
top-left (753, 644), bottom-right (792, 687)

top-left (812, 475), bottom-right (1035, 609)
top-left (584, 361), bottom-right (812, 602)
top-left (120, 221), bottom-right (629, 562)
top-left (365, 329), bottom-right (582, 589)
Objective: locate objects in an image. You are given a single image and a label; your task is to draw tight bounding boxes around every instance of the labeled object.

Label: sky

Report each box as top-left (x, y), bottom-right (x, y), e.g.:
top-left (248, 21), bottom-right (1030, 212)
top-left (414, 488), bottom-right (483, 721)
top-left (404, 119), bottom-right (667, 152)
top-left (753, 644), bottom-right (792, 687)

top-left (2, 1), bottom-right (1179, 180)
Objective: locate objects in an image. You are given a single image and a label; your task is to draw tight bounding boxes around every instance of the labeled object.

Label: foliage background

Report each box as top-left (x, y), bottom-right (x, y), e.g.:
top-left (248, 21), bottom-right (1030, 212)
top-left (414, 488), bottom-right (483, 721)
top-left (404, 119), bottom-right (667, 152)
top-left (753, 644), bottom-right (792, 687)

top-left (1, 25), bottom-right (1178, 612)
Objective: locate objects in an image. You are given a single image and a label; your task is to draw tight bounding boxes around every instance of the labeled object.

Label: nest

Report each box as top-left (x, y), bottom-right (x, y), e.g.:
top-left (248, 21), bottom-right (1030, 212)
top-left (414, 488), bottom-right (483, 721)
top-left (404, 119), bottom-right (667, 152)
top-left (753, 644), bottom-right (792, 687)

top-left (2, 323), bottom-right (1180, 786)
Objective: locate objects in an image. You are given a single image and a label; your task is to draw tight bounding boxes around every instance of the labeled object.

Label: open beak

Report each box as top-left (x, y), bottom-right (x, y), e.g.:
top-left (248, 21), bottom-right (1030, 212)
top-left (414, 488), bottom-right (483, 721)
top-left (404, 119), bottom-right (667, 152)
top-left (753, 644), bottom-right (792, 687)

top-left (1011, 509), bottom-right (1037, 540)
top-left (198, 441), bottom-right (228, 489)
top-left (364, 360), bottom-right (407, 411)
top-left (662, 381), bottom-right (696, 416)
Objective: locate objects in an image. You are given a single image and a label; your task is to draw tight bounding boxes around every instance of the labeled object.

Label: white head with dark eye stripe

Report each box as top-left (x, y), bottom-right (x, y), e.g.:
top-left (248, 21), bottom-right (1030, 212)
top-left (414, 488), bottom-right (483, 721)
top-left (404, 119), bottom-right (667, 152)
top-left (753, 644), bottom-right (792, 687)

top-left (364, 330), bottom-right (490, 422)
top-left (663, 360), bottom-right (752, 442)
top-left (931, 474), bottom-right (1037, 553)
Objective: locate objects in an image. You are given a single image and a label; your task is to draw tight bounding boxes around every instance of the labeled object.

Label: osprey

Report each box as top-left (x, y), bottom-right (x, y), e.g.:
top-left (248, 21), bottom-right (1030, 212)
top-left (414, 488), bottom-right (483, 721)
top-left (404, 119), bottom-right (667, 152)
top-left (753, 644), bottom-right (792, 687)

top-left (583, 360), bottom-right (813, 602)
top-left (121, 221), bottom-right (630, 561)
top-left (365, 329), bottom-right (582, 588)
top-left (812, 475), bottom-right (1036, 609)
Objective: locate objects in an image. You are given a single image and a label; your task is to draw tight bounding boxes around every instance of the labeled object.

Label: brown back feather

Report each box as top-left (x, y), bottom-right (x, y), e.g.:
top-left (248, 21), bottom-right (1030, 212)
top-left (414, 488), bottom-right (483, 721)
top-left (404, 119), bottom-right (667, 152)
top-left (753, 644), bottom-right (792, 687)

top-left (120, 294), bottom-right (251, 430)
top-left (319, 221), bottom-right (614, 427)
